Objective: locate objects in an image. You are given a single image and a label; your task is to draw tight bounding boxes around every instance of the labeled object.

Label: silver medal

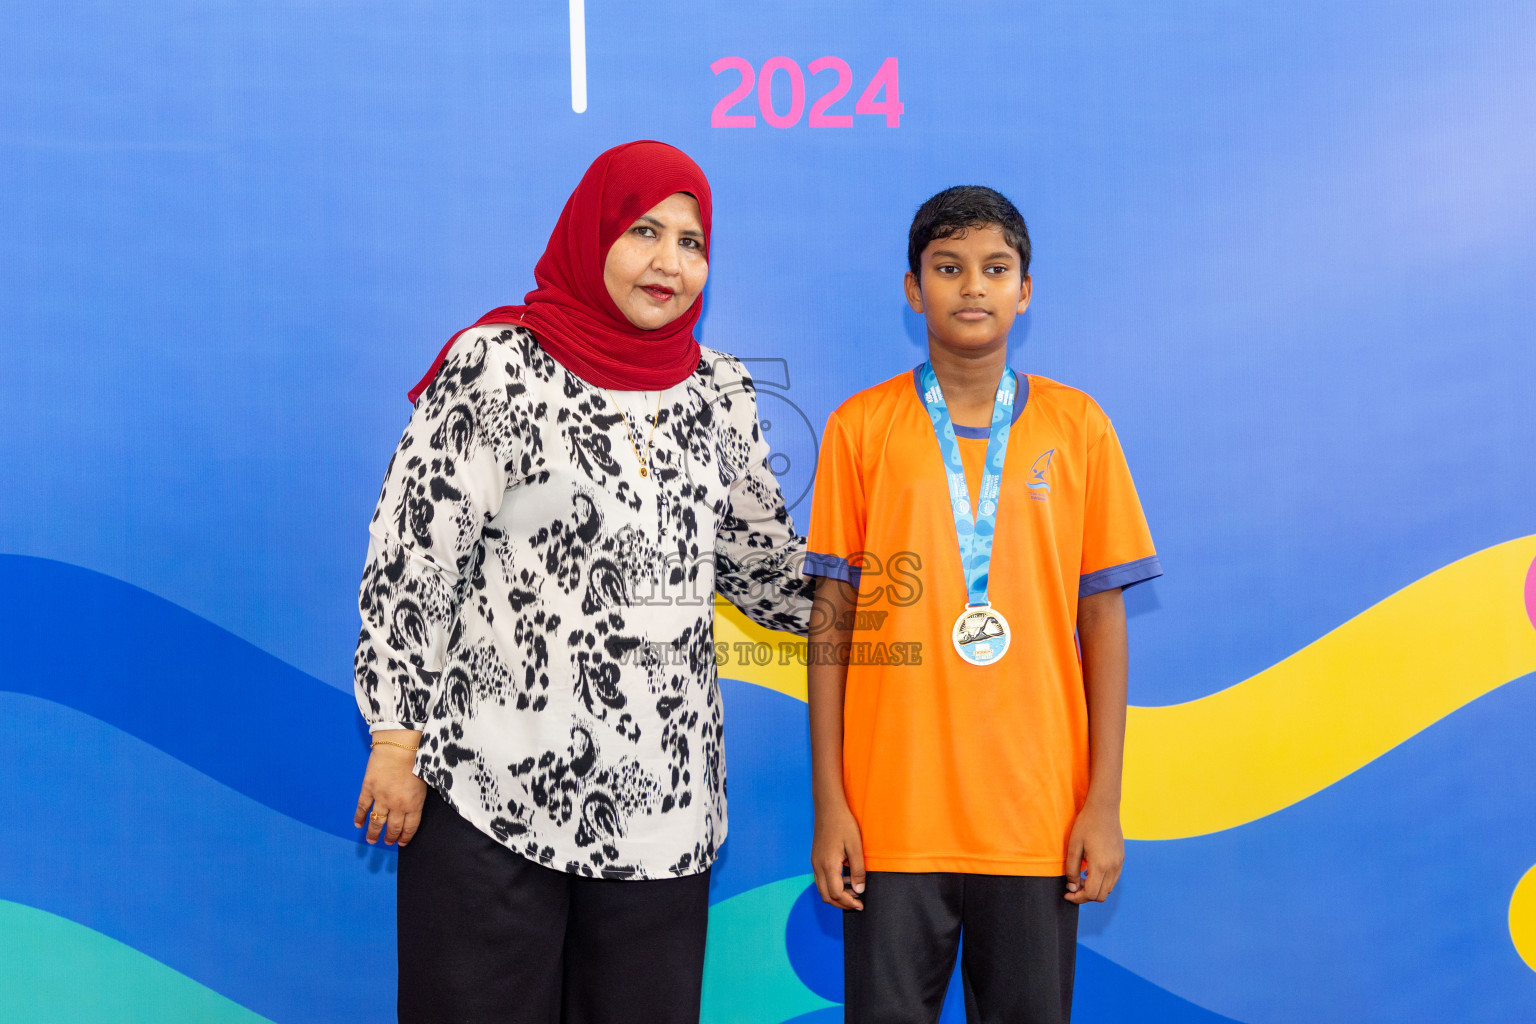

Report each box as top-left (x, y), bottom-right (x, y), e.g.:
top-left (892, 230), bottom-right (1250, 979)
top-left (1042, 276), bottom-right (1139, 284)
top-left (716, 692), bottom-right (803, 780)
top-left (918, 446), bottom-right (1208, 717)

top-left (952, 605), bottom-right (1011, 666)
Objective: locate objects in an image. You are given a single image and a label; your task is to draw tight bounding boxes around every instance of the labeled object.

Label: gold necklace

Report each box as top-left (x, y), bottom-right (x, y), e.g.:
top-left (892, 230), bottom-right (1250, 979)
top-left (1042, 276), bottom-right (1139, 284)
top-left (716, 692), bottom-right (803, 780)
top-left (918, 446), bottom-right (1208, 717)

top-left (604, 389), bottom-right (663, 478)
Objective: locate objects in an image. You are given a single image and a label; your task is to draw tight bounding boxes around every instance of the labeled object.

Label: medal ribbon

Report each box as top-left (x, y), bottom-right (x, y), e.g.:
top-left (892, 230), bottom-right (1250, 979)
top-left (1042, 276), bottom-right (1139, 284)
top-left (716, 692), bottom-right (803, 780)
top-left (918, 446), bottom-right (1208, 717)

top-left (917, 362), bottom-right (1016, 608)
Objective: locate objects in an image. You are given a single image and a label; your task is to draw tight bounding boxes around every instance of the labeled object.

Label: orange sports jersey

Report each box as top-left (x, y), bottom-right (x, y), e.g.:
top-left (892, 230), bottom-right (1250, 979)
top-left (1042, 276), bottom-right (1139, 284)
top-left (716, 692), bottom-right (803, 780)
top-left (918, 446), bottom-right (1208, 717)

top-left (806, 367), bottom-right (1160, 875)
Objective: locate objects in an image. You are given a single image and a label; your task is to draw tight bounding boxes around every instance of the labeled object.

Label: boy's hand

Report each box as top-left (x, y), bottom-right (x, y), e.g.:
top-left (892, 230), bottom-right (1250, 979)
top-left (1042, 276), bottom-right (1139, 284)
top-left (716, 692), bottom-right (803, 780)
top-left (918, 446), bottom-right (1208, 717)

top-left (812, 804), bottom-right (866, 911)
top-left (1064, 800), bottom-right (1123, 904)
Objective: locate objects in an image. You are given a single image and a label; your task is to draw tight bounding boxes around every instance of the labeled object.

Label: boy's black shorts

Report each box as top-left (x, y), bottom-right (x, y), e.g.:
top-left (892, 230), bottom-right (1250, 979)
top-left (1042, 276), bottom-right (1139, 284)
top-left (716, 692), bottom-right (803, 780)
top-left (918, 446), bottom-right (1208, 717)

top-left (843, 871), bottom-right (1079, 1024)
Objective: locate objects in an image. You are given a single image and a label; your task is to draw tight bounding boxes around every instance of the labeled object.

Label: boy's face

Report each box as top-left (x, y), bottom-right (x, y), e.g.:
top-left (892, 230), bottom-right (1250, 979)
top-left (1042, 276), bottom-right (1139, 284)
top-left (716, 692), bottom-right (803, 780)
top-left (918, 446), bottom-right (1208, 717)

top-left (905, 224), bottom-right (1032, 353)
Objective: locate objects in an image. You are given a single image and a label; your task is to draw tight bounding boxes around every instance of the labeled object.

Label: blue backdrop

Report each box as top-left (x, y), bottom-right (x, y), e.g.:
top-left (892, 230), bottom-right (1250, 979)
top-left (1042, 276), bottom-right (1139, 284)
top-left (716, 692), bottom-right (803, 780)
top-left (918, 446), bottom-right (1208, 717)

top-left (3, 2), bottom-right (1535, 1021)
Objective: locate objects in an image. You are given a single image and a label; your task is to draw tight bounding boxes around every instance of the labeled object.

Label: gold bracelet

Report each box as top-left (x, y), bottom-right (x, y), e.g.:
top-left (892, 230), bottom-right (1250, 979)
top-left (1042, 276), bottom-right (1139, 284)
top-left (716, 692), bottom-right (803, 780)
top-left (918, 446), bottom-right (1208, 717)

top-left (372, 739), bottom-right (419, 753)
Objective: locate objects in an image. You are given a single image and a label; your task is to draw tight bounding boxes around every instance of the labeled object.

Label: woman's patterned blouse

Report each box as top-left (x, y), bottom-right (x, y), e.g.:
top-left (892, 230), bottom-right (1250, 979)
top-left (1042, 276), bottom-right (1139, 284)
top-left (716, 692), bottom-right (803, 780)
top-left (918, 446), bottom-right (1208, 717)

top-left (354, 325), bottom-right (813, 879)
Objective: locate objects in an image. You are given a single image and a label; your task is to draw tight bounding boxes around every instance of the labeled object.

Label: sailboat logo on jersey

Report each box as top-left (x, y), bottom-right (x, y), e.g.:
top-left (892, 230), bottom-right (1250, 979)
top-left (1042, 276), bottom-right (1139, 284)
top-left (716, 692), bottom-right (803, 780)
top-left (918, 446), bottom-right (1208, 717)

top-left (1027, 449), bottom-right (1056, 502)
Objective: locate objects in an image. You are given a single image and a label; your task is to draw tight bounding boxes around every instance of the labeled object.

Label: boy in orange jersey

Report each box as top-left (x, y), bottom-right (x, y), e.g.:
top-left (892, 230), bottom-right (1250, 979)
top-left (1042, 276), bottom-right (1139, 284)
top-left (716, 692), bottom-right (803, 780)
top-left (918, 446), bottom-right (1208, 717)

top-left (804, 186), bottom-right (1160, 1023)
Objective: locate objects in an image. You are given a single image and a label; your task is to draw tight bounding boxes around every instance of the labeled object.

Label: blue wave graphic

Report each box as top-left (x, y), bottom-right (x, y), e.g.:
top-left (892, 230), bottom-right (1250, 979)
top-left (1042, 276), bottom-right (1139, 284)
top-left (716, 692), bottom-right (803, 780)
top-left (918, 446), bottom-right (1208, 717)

top-left (0, 691), bottom-right (395, 1024)
top-left (1084, 671), bottom-right (1536, 1023)
top-left (0, 554), bottom-right (818, 897)
top-left (711, 678), bottom-right (816, 904)
top-left (0, 556), bottom-right (1251, 1022)
top-left (0, 555), bottom-right (367, 841)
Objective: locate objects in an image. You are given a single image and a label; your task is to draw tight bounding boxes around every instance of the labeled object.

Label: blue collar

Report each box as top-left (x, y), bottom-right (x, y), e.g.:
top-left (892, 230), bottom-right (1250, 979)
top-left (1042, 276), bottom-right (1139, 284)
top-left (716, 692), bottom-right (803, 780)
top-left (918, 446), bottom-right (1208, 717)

top-left (910, 365), bottom-right (1028, 438)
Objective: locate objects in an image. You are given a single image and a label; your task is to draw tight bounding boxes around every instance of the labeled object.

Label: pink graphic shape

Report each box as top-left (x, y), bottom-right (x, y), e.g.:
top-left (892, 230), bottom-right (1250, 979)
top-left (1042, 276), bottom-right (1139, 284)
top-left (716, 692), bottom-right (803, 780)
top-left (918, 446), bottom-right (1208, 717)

top-left (1526, 555), bottom-right (1536, 632)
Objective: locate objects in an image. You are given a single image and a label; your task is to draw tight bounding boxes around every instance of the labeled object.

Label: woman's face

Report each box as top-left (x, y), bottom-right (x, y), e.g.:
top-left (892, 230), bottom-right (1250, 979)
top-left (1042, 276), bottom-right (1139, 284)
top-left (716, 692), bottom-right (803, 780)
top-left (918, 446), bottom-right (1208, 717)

top-left (603, 192), bottom-right (708, 330)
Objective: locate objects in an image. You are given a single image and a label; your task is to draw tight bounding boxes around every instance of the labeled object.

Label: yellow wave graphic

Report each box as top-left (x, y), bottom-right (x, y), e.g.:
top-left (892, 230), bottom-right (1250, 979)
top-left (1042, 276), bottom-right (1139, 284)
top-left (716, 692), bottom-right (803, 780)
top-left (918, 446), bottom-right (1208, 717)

top-left (714, 535), bottom-right (1536, 840)
top-left (713, 599), bottom-right (810, 701)
top-left (1511, 864), bottom-right (1536, 973)
top-left (1123, 535), bottom-right (1536, 839)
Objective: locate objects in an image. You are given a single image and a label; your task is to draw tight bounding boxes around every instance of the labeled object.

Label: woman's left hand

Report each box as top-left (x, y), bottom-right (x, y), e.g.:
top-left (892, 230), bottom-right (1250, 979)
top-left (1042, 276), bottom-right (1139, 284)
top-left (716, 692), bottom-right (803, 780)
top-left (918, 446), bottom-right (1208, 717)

top-left (354, 730), bottom-right (428, 846)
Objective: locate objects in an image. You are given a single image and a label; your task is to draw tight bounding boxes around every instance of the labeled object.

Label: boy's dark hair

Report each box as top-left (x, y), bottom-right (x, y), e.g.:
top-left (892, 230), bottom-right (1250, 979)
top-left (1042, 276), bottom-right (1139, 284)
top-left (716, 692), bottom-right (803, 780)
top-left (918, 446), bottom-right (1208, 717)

top-left (907, 186), bottom-right (1031, 277)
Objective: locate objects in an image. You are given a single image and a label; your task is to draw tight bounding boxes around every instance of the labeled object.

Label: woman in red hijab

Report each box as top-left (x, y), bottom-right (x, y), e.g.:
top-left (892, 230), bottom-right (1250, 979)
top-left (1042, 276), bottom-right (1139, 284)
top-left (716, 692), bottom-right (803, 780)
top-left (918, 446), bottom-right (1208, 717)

top-left (350, 141), bottom-right (812, 1023)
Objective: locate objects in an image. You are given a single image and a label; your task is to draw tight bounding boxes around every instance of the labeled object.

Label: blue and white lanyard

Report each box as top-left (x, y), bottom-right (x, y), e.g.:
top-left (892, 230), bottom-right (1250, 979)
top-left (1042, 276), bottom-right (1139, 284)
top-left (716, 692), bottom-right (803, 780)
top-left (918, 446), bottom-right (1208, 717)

top-left (917, 362), bottom-right (1016, 608)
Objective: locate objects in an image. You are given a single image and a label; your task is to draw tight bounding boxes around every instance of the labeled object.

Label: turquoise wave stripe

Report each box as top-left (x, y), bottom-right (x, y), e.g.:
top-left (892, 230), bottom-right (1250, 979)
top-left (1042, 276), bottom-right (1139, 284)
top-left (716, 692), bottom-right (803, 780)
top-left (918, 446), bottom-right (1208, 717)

top-left (0, 900), bottom-right (274, 1024)
top-left (0, 691), bottom-right (396, 1024)
top-left (0, 555), bottom-right (364, 841)
top-left (702, 876), bottom-right (837, 1024)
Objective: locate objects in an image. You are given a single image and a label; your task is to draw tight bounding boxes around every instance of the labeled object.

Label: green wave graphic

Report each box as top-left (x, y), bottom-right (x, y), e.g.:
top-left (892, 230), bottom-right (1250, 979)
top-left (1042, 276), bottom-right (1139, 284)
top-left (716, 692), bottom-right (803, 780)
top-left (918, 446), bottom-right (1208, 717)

top-left (0, 900), bottom-right (272, 1023)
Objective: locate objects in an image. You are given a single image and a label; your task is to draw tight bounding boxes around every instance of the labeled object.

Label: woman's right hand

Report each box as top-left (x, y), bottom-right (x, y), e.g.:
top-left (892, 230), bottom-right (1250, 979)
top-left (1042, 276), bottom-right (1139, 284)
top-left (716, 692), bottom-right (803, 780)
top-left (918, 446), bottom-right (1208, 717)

top-left (354, 730), bottom-right (428, 847)
top-left (811, 802), bottom-right (866, 911)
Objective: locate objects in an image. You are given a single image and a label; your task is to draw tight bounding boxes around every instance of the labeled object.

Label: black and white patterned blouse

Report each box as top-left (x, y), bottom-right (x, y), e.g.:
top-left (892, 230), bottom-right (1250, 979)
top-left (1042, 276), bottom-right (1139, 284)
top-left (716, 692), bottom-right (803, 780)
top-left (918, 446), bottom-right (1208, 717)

top-left (354, 325), bottom-right (813, 879)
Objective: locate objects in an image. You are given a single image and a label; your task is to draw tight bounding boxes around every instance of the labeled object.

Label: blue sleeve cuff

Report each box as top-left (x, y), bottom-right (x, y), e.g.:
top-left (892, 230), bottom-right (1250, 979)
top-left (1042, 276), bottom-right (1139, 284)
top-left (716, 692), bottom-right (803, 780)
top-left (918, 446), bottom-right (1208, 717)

top-left (1079, 555), bottom-right (1162, 598)
top-left (804, 551), bottom-right (862, 589)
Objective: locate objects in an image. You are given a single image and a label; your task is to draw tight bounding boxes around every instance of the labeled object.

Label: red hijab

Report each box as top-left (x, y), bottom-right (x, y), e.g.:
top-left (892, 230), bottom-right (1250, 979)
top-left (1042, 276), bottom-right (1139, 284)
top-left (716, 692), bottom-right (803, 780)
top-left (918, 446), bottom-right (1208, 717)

top-left (408, 140), bottom-right (712, 403)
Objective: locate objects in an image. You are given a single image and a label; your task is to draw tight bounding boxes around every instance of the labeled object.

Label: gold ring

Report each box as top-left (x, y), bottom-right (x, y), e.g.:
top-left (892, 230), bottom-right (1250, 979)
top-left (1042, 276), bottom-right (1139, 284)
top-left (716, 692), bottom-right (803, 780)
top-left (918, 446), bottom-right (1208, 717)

top-left (371, 811), bottom-right (386, 822)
